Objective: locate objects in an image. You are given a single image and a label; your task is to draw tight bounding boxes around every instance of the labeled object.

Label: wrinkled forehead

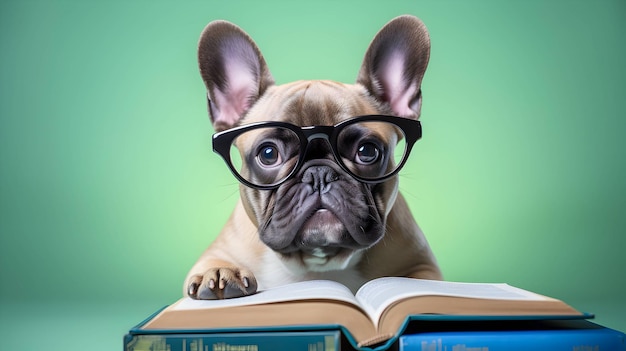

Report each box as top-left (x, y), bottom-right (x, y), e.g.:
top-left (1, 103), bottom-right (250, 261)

top-left (241, 80), bottom-right (389, 127)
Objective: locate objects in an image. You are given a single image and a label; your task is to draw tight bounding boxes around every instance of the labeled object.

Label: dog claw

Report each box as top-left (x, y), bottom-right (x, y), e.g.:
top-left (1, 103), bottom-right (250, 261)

top-left (187, 275), bottom-right (203, 298)
top-left (188, 282), bottom-right (198, 297)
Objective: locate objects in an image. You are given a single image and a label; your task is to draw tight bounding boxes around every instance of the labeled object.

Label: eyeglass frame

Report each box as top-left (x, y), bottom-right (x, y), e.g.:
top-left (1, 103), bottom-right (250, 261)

top-left (212, 115), bottom-right (422, 190)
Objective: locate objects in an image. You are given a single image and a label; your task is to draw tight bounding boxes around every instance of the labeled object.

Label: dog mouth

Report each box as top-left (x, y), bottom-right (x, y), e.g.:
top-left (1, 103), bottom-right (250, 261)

top-left (291, 208), bottom-right (356, 269)
top-left (300, 247), bottom-right (342, 265)
top-left (300, 208), bottom-right (340, 234)
top-left (293, 245), bottom-right (355, 272)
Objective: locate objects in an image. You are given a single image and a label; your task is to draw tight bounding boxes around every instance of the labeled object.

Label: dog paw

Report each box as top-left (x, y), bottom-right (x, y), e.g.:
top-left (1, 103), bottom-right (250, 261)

top-left (187, 267), bottom-right (258, 300)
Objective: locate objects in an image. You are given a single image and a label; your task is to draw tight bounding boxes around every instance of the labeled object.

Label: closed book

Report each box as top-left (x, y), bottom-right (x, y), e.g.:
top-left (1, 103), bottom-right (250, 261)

top-left (398, 320), bottom-right (625, 351)
top-left (127, 277), bottom-right (590, 350)
top-left (124, 330), bottom-right (341, 351)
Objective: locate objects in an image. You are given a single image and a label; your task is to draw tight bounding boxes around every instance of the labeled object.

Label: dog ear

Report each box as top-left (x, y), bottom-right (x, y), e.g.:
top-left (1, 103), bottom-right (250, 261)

top-left (198, 21), bottom-right (274, 132)
top-left (357, 15), bottom-right (430, 119)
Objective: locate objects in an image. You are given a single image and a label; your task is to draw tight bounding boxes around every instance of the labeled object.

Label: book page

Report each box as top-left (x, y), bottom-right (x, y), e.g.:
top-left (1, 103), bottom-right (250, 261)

top-left (355, 277), bottom-right (550, 326)
top-left (173, 280), bottom-right (361, 311)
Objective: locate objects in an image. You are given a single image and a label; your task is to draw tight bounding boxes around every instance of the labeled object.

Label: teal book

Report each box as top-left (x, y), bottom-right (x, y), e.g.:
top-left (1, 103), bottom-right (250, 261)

top-left (125, 278), bottom-right (589, 350)
top-left (124, 330), bottom-right (342, 351)
top-left (398, 319), bottom-right (625, 351)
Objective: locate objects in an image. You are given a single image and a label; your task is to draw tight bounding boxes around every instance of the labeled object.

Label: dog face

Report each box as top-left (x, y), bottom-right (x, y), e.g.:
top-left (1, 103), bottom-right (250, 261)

top-left (199, 16), bottom-right (430, 275)
top-left (236, 82), bottom-right (404, 273)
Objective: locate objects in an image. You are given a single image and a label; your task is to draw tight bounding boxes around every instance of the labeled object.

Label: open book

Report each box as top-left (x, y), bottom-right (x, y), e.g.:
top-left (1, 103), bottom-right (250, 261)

top-left (140, 277), bottom-right (584, 347)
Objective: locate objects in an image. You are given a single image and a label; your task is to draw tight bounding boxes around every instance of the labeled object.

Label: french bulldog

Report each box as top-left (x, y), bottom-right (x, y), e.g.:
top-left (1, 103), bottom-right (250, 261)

top-left (185, 15), bottom-right (442, 299)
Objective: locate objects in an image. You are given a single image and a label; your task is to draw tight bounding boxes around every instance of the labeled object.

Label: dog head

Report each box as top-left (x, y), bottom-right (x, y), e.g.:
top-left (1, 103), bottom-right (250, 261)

top-left (198, 16), bottom-right (430, 274)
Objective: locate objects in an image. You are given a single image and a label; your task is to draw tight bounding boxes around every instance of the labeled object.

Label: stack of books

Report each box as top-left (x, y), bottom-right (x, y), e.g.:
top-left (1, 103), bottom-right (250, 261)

top-left (124, 277), bottom-right (625, 351)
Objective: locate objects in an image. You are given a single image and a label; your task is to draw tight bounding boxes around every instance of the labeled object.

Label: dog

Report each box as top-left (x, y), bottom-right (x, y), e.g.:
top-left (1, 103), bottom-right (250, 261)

top-left (185, 15), bottom-right (442, 299)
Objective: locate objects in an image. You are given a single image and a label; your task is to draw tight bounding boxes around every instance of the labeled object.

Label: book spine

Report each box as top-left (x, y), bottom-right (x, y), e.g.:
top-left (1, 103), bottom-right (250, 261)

top-left (398, 328), bottom-right (626, 351)
top-left (124, 330), bottom-right (341, 351)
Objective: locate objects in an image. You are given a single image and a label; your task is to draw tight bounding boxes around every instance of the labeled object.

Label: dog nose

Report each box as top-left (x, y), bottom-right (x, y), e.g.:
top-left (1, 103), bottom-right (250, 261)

top-left (302, 165), bottom-right (339, 194)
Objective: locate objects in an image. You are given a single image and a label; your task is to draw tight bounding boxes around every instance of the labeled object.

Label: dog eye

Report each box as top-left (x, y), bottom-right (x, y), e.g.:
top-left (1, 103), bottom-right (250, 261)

top-left (356, 143), bottom-right (381, 165)
top-left (257, 144), bottom-right (281, 167)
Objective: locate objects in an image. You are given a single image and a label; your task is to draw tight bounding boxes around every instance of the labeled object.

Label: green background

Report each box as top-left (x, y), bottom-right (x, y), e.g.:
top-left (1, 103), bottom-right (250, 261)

top-left (1, 0), bottom-right (624, 349)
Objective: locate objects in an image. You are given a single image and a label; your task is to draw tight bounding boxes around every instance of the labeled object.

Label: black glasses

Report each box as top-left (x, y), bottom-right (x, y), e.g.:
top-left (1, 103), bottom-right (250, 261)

top-left (212, 115), bottom-right (422, 190)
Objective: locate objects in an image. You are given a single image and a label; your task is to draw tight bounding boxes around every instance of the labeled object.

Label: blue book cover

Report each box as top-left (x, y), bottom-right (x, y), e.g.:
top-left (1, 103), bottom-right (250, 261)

top-left (399, 320), bottom-right (625, 351)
